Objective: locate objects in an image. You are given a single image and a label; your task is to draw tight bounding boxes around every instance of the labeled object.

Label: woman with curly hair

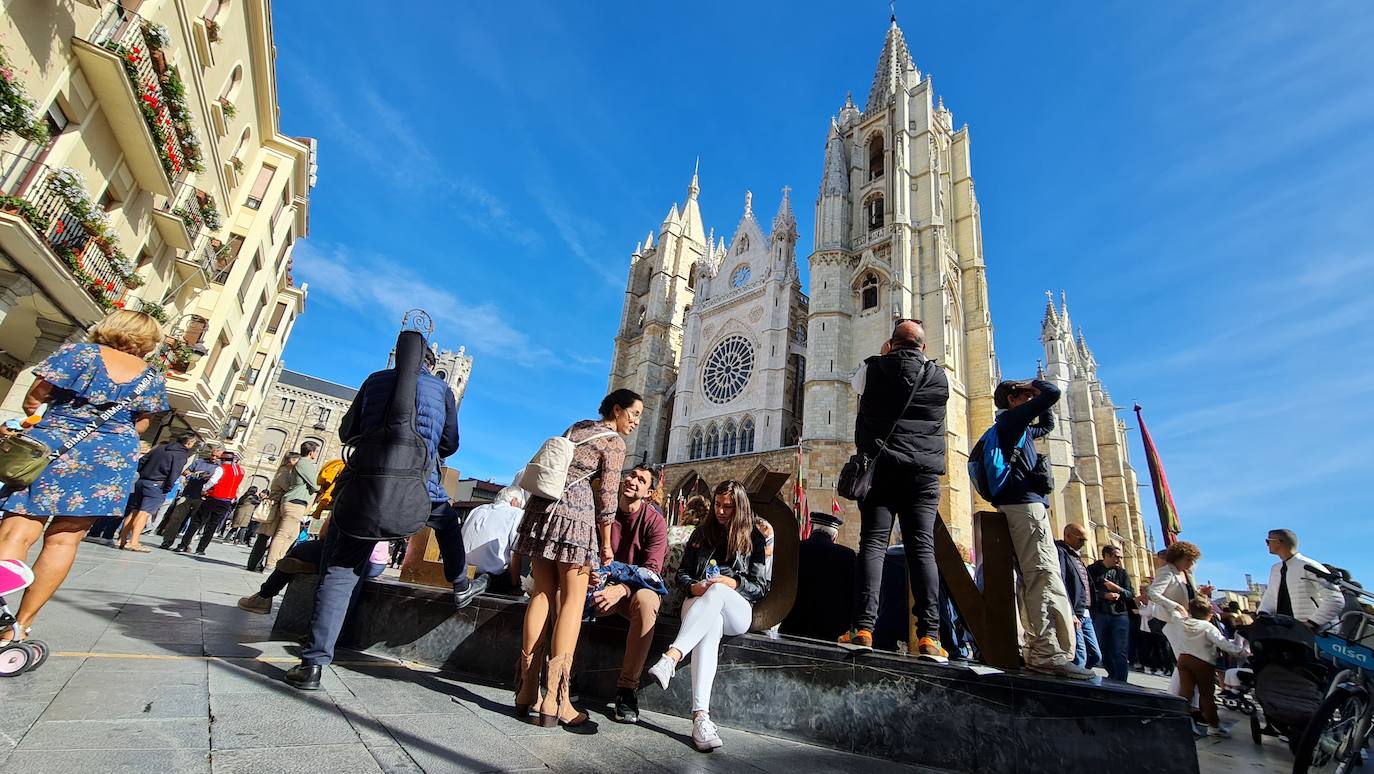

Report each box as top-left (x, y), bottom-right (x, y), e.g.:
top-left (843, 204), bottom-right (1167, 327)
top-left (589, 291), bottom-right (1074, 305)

top-left (1147, 541), bottom-right (1214, 693)
top-left (0, 310), bottom-right (168, 641)
top-left (647, 480), bottom-right (771, 752)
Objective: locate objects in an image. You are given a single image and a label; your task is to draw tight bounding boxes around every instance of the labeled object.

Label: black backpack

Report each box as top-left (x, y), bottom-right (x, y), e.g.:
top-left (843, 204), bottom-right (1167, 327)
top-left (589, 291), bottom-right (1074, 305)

top-left (330, 330), bottom-right (435, 540)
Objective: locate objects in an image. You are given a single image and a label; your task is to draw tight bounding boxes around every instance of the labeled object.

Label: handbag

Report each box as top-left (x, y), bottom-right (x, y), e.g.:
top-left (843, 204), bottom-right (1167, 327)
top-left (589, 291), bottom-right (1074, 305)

top-left (0, 370), bottom-right (156, 489)
top-left (837, 362), bottom-right (924, 502)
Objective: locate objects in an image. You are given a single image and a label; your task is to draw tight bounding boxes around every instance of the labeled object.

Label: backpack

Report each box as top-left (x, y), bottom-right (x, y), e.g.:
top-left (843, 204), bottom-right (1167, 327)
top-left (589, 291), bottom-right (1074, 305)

top-left (968, 424), bottom-right (1026, 501)
top-left (329, 330), bottom-right (435, 540)
top-left (515, 427), bottom-right (617, 501)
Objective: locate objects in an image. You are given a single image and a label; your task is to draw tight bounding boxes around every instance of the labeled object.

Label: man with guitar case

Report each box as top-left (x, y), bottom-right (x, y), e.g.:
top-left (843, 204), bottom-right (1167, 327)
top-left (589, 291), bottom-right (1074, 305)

top-left (284, 330), bottom-right (484, 690)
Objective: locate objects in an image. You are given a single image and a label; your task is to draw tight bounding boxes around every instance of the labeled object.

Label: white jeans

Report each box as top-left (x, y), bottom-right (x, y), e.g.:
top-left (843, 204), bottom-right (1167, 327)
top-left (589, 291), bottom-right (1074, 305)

top-left (670, 584), bottom-right (752, 713)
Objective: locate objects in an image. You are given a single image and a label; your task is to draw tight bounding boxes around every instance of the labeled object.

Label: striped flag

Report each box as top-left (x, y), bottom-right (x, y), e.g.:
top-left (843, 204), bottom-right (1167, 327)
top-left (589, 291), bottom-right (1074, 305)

top-left (1134, 404), bottom-right (1181, 545)
top-left (796, 446), bottom-right (811, 539)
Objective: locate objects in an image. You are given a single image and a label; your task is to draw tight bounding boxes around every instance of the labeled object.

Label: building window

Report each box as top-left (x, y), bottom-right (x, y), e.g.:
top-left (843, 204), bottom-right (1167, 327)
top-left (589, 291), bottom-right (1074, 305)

top-left (269, 189), bottom-right (288, 239)
top-left (701, 335), bottom-right (755, 405)
top-left (868, 133), bottom-right (885, 181)
top-left (740, 417), bottom-right (756, 452)
top-left (730, 263), bottom-right (750, 288)
top-left (317, 406), bottom-right (331, 425)
top-left (865, 194), bottom-right (884, 231)
top-left (687, 262), bottom-right (697, 290)
top-left (689, 428), bottom-right (704, 460)
top-left (861, 273), bottom-right (879, 311)
top-left (722, 421), bottom-right (738, 456)
top-left (705, 424), bottom-right (720, 458)
top-left (245, 164), bottom-right (275, 209)
top-left (636, 306), bottom-right (646, 330)
top-left (266, 301), bottom-right (288, 333)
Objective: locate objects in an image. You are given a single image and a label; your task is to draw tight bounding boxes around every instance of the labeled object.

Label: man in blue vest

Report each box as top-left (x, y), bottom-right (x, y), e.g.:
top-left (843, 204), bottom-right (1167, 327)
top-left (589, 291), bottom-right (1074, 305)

top-left (284, 345), bottom-right (484, 690)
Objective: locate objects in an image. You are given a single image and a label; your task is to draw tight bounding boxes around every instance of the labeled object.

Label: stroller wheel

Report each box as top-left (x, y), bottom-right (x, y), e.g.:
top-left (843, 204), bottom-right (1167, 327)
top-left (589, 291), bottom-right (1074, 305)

top-left (0, 641), bottom-right (35, 676)
top-left (25, 638), bottom-right (48, 670)
top-left (1250, 713), bottom-right (1263, 745)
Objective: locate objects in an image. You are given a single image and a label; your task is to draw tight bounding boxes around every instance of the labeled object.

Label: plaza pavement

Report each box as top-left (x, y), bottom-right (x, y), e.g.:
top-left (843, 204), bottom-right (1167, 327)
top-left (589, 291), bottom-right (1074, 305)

top-left (0, 536), bottom-right (933, 773)
top-left (0, 535), bottom-right (1307, 773)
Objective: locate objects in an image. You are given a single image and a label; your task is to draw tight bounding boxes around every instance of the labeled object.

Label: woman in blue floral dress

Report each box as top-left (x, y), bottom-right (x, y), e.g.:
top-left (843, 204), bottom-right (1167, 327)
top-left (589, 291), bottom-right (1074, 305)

top-left (0, 311), bottom-right (168, 641)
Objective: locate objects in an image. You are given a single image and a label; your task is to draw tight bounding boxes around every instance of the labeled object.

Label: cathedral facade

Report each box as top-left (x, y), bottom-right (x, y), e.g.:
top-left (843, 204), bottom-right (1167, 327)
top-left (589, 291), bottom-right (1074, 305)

top-left (606, 19), bottom-right (1151, 581)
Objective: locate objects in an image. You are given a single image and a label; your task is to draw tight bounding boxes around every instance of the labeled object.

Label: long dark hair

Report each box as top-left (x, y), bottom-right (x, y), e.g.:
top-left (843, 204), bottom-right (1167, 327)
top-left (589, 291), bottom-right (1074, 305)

top-left (689, 480), bottom-right (755, 559)
top-left (599, 388), bottom-right (643, 419)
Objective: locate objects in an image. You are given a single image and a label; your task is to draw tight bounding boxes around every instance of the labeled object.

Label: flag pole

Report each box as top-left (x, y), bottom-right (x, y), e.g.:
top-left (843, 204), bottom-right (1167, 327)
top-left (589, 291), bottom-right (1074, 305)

top-left (1133, 404), bottom-right (1181, 546)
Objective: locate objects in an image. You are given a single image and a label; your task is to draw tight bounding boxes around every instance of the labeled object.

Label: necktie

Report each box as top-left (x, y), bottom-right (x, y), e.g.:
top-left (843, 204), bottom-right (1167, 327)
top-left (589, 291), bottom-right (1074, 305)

top-left (1277, 561), bottom-right (1293, 617)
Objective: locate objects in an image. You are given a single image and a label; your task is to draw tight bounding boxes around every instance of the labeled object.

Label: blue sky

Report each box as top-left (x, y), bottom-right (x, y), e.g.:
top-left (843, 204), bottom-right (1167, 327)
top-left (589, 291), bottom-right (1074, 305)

top-left (271, 2), bottom-right (1374, 591)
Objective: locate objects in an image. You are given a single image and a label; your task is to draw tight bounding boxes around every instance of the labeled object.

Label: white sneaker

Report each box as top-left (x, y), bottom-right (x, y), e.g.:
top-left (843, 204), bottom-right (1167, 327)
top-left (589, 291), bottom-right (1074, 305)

top-left (648, 654), bottom-right (676, 690)
top-left (692, 713), bottom-right (723, 751)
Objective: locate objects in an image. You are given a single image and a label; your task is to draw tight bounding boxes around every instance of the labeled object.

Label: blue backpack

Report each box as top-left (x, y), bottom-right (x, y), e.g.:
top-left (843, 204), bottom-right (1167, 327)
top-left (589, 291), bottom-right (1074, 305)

top-left (969, 425), bottom-right (1026, 501)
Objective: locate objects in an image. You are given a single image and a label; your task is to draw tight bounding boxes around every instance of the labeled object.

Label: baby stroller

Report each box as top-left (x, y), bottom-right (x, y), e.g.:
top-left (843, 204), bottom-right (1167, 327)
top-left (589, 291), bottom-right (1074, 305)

top-left (1238, 612), bottom-right (1333, 753)
top-left (0, 558), bottom-right (49, 676)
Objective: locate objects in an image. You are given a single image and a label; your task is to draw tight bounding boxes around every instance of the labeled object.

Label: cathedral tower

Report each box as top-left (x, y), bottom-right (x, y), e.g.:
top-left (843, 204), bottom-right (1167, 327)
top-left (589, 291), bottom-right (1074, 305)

top-left (802, 18), bottom-right (999, 544)
top-left (608, 168), bottom-right (707, 466)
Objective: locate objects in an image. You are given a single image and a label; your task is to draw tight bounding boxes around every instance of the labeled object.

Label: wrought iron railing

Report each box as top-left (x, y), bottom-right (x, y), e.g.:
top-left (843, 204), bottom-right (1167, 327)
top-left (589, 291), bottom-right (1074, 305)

top-left (0, 151), bottom-right (129, 305)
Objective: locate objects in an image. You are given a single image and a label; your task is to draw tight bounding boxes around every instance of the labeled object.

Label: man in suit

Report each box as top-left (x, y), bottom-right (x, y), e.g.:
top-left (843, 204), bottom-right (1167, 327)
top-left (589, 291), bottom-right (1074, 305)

top-left (783, 512), bottom-right (855, 642)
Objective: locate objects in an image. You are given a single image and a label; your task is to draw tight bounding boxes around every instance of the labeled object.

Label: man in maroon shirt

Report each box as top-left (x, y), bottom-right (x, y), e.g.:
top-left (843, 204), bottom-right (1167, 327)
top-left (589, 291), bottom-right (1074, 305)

top-left (590, 464), bottom-right (667, 724)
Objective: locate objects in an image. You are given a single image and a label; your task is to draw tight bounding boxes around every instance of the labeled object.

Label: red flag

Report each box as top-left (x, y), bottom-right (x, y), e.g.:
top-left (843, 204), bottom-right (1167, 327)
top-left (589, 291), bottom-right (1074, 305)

top-left (1134, 404), bottom-right (1182, 545)
top-left (796, 446), bottom-right (811, 539)
top-left (831, 497), bottom-right (842, 516)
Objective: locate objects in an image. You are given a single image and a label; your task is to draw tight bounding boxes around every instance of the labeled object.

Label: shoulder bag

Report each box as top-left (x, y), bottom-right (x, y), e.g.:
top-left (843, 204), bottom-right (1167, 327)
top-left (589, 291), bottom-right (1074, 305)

top-left (0, 370), bottom-right (157, 489)
top-left (836, 361), bottom-right (923, 502)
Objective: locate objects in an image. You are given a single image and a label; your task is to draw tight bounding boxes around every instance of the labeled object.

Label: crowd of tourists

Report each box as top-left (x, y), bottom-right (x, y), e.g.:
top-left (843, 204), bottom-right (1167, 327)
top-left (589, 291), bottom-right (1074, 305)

top-left (0, 310), bottom-right (1356, 754)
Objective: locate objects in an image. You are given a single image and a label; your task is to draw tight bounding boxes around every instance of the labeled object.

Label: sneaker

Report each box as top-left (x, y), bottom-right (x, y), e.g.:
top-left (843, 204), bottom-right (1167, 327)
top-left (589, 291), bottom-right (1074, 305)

top-left (1209, 724), bottom-right (1231, 738)
top-left (612, 687), bottom-right (639, 724)
top-left (647, 654), bottom-right (676, 690)
top-left (237, 594), bottom-right (272, 615)
top-left (276, 557), bottom-right (316, 575)
top-left (692, 713), bottom-right (723, 751)
top-left (453, 574), bottom-right (488, 609)
top-left (916, 636), bottom-right (949, 663)
top-left (1027, 659), bottom-right (1098, 681)
top-left (837, 629), bottom-right (874, 652)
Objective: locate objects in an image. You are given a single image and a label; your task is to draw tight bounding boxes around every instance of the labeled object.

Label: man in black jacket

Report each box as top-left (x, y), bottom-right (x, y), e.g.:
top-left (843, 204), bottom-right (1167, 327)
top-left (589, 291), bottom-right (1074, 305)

top-left (988, 378), bottom-right (1094, 679)
top-left (115, 432), bottom-right (197, 551)
top-left (839, 320), bottom-right (950, 662)
top-left (782, 511), bottom-right (855, 641)
top-left (1088, 545), bottom-right (1134, 682)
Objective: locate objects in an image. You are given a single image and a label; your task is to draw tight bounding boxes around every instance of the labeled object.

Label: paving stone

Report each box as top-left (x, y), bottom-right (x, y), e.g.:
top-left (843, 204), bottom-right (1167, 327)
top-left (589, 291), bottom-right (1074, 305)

top-left (331, 671), bottom-right (477, 715)
top-left (207, 658), bottom-right (345, 694)
top-left (211, 743), bottom-right (383, 773)
top-left (16, 717), bottom-right (209, 750)
top-left (1, 748), bottom-right (210, 773)
top-left (514, 732), bottom-right (667, 773)
top-left (363, 743), bottom-right (427, 774)
top-left (40, 683), bottom-right (207, 721)
top-left (376, 712), bottom-right (546, 773)
top-left (208, 689), bottom-right (359, 750)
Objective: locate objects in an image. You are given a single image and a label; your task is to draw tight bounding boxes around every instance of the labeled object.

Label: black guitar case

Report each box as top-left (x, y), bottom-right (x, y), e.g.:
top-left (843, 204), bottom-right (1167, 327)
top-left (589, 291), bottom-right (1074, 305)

top-left (330, 330), bottom-right (434, 540)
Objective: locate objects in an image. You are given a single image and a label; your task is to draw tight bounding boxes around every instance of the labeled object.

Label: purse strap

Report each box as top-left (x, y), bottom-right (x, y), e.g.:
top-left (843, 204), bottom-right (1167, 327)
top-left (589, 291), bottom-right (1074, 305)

top-left (50, 369), bottom-right (157, 461)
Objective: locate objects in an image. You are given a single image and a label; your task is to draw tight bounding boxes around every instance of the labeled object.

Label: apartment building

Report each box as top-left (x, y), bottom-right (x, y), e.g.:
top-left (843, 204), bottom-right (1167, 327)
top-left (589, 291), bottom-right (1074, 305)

top-left (0, 0), bottom-right (314, 449)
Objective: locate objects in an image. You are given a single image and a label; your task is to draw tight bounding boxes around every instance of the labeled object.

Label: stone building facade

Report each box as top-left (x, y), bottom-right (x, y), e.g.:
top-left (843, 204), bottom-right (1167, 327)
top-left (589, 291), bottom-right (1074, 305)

top-left (606, 19), bottom-right (1154, 576)
top-left (1, 1), bottom-right (315, 448)
top-left (238, 369), bottom-right (356, 494)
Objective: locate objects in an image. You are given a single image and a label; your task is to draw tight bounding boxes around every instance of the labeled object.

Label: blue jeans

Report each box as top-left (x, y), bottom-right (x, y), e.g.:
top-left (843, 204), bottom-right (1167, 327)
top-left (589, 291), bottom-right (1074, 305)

top-left (1073, 611), bottom-right (1101, 669)
top-left (302, 500), bottom-right (466, 666)
top-left (1092, 611), bottom-right (1131, 681)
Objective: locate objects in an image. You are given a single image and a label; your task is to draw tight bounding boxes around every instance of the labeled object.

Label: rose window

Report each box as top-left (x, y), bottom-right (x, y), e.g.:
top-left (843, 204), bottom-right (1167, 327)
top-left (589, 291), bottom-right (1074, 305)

top-left (702, 335), bottom-right (754, 404)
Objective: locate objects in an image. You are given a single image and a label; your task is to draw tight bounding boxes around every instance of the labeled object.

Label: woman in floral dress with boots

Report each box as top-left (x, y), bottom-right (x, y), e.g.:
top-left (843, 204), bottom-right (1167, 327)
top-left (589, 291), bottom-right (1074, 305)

top-left (511, 389), bottom-right (642, 729)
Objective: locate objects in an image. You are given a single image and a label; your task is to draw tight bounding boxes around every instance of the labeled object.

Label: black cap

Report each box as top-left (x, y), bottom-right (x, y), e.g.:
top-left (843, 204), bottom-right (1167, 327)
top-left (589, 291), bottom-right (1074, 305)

top-left (810, 511), bottom-right (843, 530)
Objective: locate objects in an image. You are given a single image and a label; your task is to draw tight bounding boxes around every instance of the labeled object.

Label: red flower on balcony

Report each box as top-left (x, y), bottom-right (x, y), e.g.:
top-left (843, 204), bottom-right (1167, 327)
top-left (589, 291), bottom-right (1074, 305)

top-left (113, 300), bottom-right (125, 309)
top-left (54, 220), bottom-right (64, 235)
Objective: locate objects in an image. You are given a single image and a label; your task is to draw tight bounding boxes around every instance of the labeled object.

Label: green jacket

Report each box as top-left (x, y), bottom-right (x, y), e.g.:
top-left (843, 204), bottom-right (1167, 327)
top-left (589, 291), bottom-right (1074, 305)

top-left (281, 457), bottom-right (320, 503)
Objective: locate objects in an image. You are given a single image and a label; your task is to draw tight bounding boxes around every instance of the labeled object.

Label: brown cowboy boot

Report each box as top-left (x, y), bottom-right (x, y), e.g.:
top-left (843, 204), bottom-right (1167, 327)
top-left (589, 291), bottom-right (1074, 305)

top-left (513, 643), bottom-right (545, 717)
top-left (536, 654), bottom-right (590, 729)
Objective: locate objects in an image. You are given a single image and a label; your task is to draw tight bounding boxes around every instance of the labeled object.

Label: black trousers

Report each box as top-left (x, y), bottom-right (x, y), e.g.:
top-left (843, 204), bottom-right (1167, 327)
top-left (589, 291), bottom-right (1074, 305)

top-left (178, 498), bottom-right (235, 552)
top-left (854, 470), bottom-right (941, 638)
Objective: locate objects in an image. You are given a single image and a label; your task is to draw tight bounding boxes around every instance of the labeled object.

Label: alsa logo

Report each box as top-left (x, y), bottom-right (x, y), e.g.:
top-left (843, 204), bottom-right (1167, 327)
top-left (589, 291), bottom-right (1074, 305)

top-left (1329, 642), bottom-right (1372, 666)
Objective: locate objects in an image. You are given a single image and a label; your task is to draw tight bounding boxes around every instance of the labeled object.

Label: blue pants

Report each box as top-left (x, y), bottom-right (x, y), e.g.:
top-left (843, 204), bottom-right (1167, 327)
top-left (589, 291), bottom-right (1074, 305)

top-left (1073, 611), bottom-right (1101, 669)
top-left (1092, 612), bottom-right (1131, 682)
top-left (302, 501), bottom-right (467, 666)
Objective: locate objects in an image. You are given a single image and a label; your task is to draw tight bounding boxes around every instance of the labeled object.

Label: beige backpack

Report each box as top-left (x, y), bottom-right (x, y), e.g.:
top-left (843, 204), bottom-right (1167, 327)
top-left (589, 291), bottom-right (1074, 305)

top-left (515, 427), bottom-right (617, 500)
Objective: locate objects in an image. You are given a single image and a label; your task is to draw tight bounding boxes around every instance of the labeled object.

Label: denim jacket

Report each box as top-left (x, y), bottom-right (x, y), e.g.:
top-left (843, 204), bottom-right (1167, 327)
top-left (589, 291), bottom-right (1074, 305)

top-left (674, 527), bottom-right (771, 605)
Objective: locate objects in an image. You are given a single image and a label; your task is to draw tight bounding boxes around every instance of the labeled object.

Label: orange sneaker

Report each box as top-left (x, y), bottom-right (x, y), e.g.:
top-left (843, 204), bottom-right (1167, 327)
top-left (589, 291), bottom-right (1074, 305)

top-left (838, 629), bottom-right (874, 652)
top-left (916, 636), bottom-right (949, 663)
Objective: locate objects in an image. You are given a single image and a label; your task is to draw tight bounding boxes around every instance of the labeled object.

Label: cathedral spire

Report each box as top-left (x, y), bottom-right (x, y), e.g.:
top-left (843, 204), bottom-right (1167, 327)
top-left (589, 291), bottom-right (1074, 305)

top-left (743, 190), bottom-right (753, 218)
top-left (680, 161), bottom-right (706, 244)
top-left (1040, 290), bottom-right (1060, 341)
top-left (866, 17), bottom-right (917, 112)
top-left (771, 185), bottom-right (796, 236)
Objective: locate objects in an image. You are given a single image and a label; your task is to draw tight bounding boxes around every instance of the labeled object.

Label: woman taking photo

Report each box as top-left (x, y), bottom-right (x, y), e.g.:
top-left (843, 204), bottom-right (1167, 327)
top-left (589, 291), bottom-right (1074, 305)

top-left (647, 480), bottom-right (771, 752)
top-left (0, 311), bottom-right (168, 641)
top-left (511, 388), bottom-right (642, 729)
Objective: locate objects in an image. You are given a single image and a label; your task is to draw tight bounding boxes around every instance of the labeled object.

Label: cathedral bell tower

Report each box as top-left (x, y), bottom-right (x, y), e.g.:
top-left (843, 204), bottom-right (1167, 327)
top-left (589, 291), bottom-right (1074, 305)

top-left (608, 166), bottom-right (706, 466)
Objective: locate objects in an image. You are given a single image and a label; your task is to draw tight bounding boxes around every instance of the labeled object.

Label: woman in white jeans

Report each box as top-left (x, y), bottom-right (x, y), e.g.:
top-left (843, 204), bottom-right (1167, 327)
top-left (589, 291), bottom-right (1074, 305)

top-left (648, 480), bottom-right (770, 751)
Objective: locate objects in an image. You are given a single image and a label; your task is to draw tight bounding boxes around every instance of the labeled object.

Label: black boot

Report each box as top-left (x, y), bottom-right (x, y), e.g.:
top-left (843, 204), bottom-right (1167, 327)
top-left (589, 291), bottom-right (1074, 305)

top-left (284, 663), bottom-right (321, 690)
top-left (613, 687), bottom-right (639, 724)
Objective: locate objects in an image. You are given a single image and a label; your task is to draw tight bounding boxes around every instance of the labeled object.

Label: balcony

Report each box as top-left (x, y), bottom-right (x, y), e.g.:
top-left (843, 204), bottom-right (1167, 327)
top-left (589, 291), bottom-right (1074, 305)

top-left (0, 152), bottom-right (132, 323)
top-left (72, 5), bottom-right (207, 198)
top-left (152, 182), bottom-right (198, 250)
top-left (173, 240), bottom-right (228, 292)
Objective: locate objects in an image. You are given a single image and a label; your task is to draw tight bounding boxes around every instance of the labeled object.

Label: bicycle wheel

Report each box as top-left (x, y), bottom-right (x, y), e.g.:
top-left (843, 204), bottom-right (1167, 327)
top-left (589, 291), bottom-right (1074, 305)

top-left (1293, 683), bottom-right (1371, 774)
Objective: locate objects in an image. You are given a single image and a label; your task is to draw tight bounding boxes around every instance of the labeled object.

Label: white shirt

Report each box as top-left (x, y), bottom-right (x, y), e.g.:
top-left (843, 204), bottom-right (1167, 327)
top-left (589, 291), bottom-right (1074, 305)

top-left (1173, 617), bottom-right (1247, 664)
top-left (1138, 601), bottom-right (1156, 632)
top-left (1259, 552), bottom-right (1345, 627)
top-left (462, 501), bottom-right (523, 575)
top-left (203, 465), bottom-right (224, 489)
